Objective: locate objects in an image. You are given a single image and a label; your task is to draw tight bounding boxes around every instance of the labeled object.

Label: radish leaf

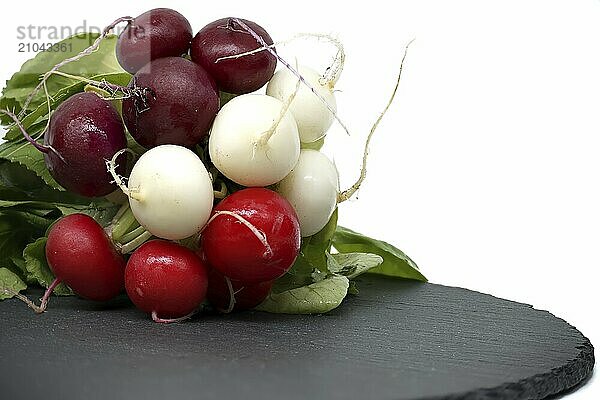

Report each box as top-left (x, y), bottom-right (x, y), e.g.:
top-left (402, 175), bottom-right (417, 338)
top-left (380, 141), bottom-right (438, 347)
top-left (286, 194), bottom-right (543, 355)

top-left (332, 226), bottom-right (427, 282)
top-left (0, 268), bottom-right (27, 300)
top-left (256, 275), bottom-right (349, 314)
top-left (23, 237), bottom-right (72, 295)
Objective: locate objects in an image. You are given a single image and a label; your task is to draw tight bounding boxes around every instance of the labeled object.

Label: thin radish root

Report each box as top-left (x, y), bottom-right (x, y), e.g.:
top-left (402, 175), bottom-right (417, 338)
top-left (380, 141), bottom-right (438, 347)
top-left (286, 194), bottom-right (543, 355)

top-left (4, 278), bottom-right (61, 314)
top-left (18, 16), bottom-right (134, 118)
top-left (203, 211), bottom-right (273, 258)
top-left (215, 32), bottom-right (345, 88)
top-left (254, 64), bottom-right (302, 151)
top-left (49, 71), bottom-right (135, 100)
top-left (216, 277), bottom-right (238, 314)
top-left (106, 148), bottom-right (140, 200)
top-left (231, 18), bottom-right (350, 138)
top-left (0, 109), bottom-right (65, 162)
top-left (151, 309), bottom-right (196, 324)
top-left (338, 39), bottom-right (414, 203)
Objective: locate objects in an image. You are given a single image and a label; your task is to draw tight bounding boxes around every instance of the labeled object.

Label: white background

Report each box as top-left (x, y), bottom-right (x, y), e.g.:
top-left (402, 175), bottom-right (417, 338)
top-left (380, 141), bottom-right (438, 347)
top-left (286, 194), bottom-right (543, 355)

top-left (1, 0), bottom-right (598, 397)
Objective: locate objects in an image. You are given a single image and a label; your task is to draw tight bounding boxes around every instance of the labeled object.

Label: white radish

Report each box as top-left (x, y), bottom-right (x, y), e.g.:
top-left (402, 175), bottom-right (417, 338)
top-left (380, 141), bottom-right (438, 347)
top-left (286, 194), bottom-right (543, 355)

top-left (277, 149), bottom-right (339, 237)
top-left (109, 145), bottom-right (214, 240)
top-left (209, 94), bottom-right (300, 187)
top-left (266, 65), bottom-right (336, 144)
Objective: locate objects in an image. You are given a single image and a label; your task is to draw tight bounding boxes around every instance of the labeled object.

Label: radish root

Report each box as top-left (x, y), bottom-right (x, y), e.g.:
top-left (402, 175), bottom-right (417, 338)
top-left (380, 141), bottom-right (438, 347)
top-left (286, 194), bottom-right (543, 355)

top-left (49, 71), bottom-right (134, 100)
top-left (254, 60), bottom-right (302, 153)
top-left (0, 109), bottom-right (65, 162)
top-left (4, 277), bottom-right (61, 314)
top-left (151, 309), bottom-right (196, 324)
top-left (19, 16), bottom-right (133, 118)
top-left (216, 277), bottom-right (238, 314)
top-left (203, 211), bottom-right (273, 258)
top-left (215, 32), bottom-right (345, 87)
top-left (106, 149), bottom-right (141, 201)
top-left (338, 39), bottom-right (414, 203)
top-left (231, 18), bottom-right (350, 137)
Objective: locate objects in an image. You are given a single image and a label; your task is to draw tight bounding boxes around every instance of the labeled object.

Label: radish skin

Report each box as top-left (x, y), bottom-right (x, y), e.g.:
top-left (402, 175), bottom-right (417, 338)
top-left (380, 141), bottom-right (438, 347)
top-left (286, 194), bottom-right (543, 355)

top-left (277, 149), bottom-right (339, 236)
top-left (209, 94), bottom-right (300, 187)
top-left (122, 145), bottom-right (214, 240)
top-left (266, 65), bottom-right (336, 144)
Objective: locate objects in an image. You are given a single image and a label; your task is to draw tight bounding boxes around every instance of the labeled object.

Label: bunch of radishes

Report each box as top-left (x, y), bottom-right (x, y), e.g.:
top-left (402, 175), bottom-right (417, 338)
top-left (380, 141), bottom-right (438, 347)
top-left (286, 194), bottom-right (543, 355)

top-left (13, 8), bottom-right (359, 322)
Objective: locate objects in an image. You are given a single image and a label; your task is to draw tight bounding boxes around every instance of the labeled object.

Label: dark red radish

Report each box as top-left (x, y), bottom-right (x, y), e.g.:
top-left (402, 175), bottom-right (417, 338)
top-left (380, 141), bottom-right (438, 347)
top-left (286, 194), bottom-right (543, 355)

top-left (201, 188), bottom-right (301, 284)
top-left (44, 92), bottom-right (126, 197)
top-left (125, 240), bottom-right (208, 321)
top-left (116, 8), bottom-right (193, 74)
top-left (122, 57), bottom-right (219, 148)
top-left (207, 267), bottom-right (273, 312)
top-left (191, 17), bottom-right (277, 94)
top-left (46, 214), bottom-right (126, 302)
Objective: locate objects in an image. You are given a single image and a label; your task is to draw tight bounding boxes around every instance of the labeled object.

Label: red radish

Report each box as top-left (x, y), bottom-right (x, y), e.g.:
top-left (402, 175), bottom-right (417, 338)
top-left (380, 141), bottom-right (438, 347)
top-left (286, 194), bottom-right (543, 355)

top-left (45, 214), bottom-right (126, 302)
top-left (122, 57), bottom-right (219, 148)
top-left (207, 267), bottom-right (273, 312)
top-left (201, 188), bottom-right (301, 284)
top-left (191, 17), bottom-right (276, 94)
top-left (44, 92), bottom-right (127, 197)
top-left (125, 240), bottom-right (208, 322)
top-left (116, 8), bottom-right (193, 74)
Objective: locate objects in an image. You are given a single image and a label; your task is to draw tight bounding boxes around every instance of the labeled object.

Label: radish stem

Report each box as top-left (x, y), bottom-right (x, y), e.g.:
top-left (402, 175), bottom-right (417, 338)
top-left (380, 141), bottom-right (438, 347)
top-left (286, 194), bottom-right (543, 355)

top-left (111, 206), bottom-right (138, 242)
top-left (120, 231), bottom-right (152, 254)
top-left (6, 277), bottom-right (61, 314)
top-left (118, 225), bottom-right (147, 244)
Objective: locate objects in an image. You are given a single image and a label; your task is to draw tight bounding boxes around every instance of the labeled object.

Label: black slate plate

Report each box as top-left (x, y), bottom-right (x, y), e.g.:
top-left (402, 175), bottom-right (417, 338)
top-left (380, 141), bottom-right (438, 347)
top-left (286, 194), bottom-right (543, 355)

top-left (0, 275), bottom-right (594, 400)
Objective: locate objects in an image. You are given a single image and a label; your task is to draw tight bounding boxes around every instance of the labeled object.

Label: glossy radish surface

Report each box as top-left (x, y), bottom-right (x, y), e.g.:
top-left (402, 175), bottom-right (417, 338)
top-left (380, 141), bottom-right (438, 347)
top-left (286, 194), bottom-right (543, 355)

top-left (45, 214), bottom-right (126, 301)
top-left (277, 149), bottom-right (339, 236)
top-left (266, 64), bottom-right (337, 143)
top-left (191, 17), bottom-right (276, 94)
top-left (201, 188), bottom-right (301, 283)
top-left (125, 145), bottom-right (214, 240)
top-left (116, 8), bottom-right (193, 74)
top-left (207, 267), bottom-right (273, 312)
top-left (122, 57), bottom-right (219, 148)
top-left (125, 240), bottom-right (208, 318)
top-left (208, 94), bottom-right (300, 187)
top-left (44, 92), bottom-right (126, 197)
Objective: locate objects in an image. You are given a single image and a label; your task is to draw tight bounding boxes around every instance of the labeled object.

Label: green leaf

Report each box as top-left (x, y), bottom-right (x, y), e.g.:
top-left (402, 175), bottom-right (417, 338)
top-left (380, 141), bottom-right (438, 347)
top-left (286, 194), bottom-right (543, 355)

top-left (0, 160), bottom-right (102, 204)
top-left (271, 254), bottom-right (317, 294)
top-left (23, 237), bottom-right (72, 295)
top-left (3, 72), bottom-right (131, 141)
top-left (0, 212), bottom-right (45, 272)
top-left (256, 275), bottom-right (349, 314)
top-left (1, 34), bottom-right (125, 117)
top-left (56, 202), bottom-right (121, 228)
top-left (0, 268), bottom-right (27, 300)
top-left (219, 91), bottom-right (237, 106)
top-left (0, 140), bottom-right (63, 189)
top-left (326, 252), bottom-right (384, 279)
top-left (271, 209), bottom-right (339, 293)
top-left (301, 208), bottom-right (338, 271)
top-left (332, 226), bottom-right (427, 282)
top-left (300, 137), bottom-right (325, 151)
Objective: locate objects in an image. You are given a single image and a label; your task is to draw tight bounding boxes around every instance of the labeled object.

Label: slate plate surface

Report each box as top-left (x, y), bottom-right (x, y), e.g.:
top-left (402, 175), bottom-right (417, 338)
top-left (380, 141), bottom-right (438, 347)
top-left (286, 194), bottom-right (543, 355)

top-left (0, 275), bottom-right (594, 400)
